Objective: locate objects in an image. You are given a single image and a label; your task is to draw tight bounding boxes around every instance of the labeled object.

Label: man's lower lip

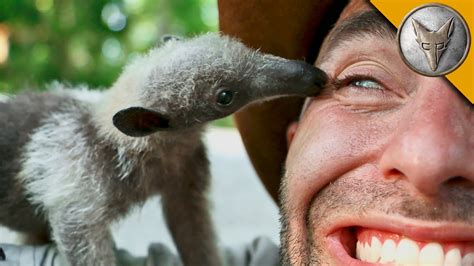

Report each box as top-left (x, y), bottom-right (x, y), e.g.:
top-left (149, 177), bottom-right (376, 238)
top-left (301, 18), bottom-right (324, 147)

top-left (327, 229), bottom-right (381, 266)
top-left (326, 227), bottom-right (474, 266)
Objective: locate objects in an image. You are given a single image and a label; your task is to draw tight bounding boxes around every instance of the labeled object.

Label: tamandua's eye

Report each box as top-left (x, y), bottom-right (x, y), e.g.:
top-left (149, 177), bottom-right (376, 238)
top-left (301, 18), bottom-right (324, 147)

top-left (216, 90), bottom-right (234, 106)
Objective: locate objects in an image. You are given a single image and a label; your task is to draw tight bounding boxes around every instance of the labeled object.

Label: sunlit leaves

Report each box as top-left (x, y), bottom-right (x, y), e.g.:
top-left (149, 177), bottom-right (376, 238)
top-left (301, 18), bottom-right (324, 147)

top-left (0, 0), bottom-right (218, 92)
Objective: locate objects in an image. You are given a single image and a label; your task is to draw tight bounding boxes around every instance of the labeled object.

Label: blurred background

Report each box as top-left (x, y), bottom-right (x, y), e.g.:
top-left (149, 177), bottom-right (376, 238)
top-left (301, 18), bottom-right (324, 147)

top-left (0, 0), bottom-right (217, 89)
top-left (0, 0), bottom-right (280, 255)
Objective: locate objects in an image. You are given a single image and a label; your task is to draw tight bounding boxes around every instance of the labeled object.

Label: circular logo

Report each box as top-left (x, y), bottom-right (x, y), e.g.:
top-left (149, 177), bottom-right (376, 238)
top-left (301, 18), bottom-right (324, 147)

top-left (397, 4), bottom-right (470, 76)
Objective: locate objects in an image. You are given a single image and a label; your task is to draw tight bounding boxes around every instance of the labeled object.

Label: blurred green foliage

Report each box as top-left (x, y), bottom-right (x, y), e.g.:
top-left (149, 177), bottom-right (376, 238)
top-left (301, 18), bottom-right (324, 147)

top-left (0, 0), bottom-right (218, 91)
top-left (0, 0), bottom-right (234, 126)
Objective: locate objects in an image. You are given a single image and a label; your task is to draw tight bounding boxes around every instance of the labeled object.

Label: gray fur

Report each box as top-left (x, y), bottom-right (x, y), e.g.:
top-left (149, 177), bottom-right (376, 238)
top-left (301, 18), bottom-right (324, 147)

top-left (0, 33), bottom-right (326, 266)
top-left (0, 93), bottom-right (70, 237)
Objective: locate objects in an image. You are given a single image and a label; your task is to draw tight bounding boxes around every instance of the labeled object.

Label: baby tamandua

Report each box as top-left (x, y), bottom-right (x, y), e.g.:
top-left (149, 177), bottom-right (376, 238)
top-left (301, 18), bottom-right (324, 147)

top-left (0, 33), bottom-right (326, 265)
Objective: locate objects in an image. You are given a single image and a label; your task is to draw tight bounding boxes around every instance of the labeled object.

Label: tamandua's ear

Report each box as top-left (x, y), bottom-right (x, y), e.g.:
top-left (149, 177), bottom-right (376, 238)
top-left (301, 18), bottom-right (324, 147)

top-left (112, 107), bottom-right (170, 137)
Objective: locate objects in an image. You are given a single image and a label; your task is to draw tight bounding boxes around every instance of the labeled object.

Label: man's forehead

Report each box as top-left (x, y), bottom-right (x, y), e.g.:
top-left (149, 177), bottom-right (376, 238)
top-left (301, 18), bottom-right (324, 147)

top-left (316, 4), bottom-right (396, 65)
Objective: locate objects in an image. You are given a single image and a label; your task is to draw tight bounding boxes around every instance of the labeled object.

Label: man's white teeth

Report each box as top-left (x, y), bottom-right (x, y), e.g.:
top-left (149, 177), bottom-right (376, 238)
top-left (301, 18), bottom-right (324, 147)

top-left (419, 243), bottom-right (443, 265)
top-left (379, 239), bottom-right (396, 263)
top-left (355, 238), bottom-right (474, 266)
top-left (445, 249), bottom-right (462, 265)
top-left (395, 238), bottom-right (419, 264)
top-left (370, 237), bottom-right (382, 262)
top-left (463, 253), bottom-right (474, 266)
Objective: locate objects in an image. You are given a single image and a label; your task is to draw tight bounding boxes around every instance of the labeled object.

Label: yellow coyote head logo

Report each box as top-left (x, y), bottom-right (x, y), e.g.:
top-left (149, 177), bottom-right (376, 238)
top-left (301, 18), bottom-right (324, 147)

top-left (412, 17), bottom-right (455, 71)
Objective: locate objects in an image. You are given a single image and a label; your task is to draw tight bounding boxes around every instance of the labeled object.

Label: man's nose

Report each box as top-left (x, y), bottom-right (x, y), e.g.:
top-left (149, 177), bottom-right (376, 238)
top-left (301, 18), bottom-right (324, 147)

top-left (379, 78), bottom-right (473, 197)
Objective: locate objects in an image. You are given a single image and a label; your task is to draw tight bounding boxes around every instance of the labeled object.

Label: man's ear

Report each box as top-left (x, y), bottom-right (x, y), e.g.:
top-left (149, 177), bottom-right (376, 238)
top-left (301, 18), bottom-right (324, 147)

top-left (286, 121), bottom-right (299, 149)
top-left (112, 107), bottom-right (170, 137)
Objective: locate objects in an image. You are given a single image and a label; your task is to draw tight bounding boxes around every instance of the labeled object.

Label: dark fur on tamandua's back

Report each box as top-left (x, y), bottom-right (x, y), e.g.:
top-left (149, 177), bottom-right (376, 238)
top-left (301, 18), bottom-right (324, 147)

top-left (0, 91), bottom-right (165, 234)
top-left (0, 92), bottom-right (69, 235)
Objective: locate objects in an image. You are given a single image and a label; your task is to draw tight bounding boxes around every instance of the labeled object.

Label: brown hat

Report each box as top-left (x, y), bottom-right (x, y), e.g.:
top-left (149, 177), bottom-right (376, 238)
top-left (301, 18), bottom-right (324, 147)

top-left (218, 0), bottom-right (349, 204)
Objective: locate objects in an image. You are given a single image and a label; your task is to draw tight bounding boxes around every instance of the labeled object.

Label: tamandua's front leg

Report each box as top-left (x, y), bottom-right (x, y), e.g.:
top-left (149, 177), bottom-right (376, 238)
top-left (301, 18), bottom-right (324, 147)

top-left (48, 203), bottom-right (116, 266)
top-left (161, 144), bottom-right (221, 266)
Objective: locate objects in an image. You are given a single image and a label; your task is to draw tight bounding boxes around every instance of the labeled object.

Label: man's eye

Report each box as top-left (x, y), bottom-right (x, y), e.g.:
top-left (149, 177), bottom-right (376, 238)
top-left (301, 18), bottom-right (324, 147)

top-left (334, 75), bottom-right (386, 93)
top-left (331, 68), bottom-right (403, 109)
top-left (350, 79), bottom-right (383, 90)
top-left (331, 73), bottom-right (402, 109)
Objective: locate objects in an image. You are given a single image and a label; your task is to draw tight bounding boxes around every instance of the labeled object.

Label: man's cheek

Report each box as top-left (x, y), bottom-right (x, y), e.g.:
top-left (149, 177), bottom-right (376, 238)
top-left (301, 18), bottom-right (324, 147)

top-left (285, 107), bottom-right (394, 212)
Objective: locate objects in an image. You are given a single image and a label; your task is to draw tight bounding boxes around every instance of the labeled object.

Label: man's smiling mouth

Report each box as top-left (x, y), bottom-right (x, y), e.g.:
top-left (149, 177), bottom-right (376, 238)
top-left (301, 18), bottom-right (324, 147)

top-left (355, 228), bottom-right (474, 265)
top-left (325, 220), bottom-right (474, 266)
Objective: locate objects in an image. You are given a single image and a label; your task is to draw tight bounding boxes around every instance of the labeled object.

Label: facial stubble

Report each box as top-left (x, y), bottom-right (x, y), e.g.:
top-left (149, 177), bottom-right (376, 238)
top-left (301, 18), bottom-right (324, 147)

top-left (279, 169), bottom-right (474, 265)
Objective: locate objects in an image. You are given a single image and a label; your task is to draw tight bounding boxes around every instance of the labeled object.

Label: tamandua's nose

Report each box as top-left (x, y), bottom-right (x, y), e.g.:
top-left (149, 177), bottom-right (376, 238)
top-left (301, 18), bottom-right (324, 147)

top-left (251, 56), bottom-right (327, 99)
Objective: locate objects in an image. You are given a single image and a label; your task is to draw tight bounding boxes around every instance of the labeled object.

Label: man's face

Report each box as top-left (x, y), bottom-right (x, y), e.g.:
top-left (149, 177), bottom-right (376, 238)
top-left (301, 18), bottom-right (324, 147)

top-left (280, 2), bottom-right (473, 265)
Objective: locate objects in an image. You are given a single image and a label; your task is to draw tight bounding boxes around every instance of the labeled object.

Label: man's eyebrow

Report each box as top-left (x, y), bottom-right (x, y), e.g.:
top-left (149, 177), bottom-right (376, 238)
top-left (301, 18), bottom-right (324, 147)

top-left (317, 10), bottom-right (397, 64)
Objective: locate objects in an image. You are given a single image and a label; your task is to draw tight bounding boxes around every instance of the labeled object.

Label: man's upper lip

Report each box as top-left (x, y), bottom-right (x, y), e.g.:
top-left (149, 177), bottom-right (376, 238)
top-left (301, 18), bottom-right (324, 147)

top-left (325, 214), bottom-right (474, 242)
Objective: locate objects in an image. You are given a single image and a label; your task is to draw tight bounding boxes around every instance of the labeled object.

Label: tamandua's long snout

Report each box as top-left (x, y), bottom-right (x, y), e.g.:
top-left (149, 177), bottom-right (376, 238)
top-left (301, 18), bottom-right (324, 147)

top-left (250, 56), bottom-right (327, 100)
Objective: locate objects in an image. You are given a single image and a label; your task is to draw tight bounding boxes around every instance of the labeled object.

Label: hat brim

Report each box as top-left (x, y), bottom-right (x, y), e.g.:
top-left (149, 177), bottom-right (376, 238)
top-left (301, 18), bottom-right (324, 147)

top-left (218, 0), bottom-right (349, 203)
